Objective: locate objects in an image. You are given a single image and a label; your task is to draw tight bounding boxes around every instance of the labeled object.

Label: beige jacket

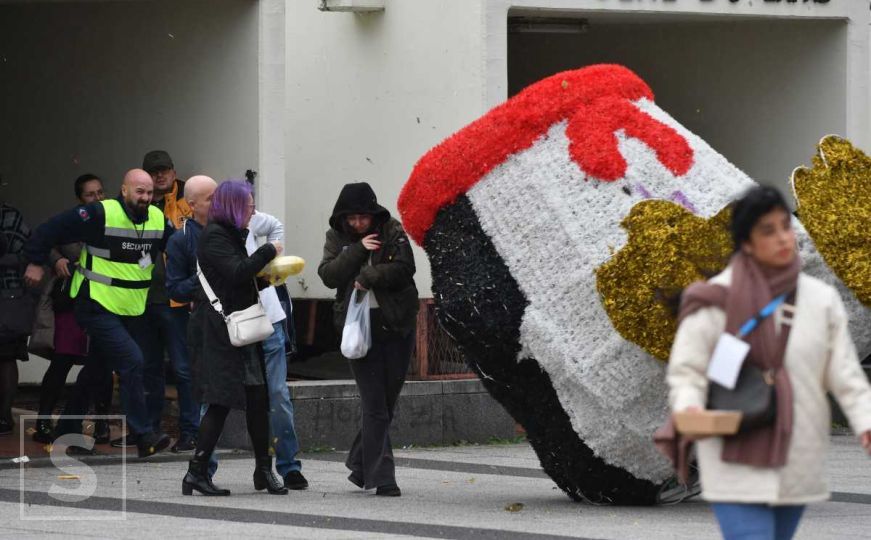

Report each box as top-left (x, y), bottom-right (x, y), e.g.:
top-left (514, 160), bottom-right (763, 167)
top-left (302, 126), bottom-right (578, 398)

top-left (667, 267), bottom-right (871, 504)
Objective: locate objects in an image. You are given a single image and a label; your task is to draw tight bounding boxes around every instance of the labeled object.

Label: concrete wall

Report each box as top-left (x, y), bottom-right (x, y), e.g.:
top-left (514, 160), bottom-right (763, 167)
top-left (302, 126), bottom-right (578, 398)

top-left (508, 19), bottom-right (848, 195)
top-left (285, 0), bottom-right (488, 299)
top-left (0, 0), bottom-right (260, 226)
top-left (219, 379), bottom-right (518, 451)
top-left (285, 0), bottom-right (870, 299)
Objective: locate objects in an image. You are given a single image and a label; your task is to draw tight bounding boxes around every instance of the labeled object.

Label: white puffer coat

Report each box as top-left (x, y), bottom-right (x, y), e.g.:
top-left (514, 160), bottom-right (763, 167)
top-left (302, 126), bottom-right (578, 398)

top-left (667, 267), bottom-right (871, 504)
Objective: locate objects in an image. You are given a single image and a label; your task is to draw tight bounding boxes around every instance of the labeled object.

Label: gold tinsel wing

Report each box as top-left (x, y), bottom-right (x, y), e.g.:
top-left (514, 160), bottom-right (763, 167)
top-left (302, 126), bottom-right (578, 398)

top-left (595, 200), bottom-right (733, 361)
top-left (792, 135), bottom-right (871, 307)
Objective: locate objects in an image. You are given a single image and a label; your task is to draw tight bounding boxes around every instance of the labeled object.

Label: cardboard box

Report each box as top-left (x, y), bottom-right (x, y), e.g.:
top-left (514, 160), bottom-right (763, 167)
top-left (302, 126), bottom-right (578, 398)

top-left (673, 410), bottom-right (741, 436)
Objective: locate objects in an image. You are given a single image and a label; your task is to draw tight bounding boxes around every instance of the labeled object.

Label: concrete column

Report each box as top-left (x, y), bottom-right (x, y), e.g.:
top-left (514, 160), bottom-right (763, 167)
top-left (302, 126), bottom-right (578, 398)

top-left (257, 0), bottom-right (287, 223)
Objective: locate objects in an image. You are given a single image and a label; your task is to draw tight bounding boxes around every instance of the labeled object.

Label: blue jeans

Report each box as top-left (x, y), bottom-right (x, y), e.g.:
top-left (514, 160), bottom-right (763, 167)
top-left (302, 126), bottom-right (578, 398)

top-left (711, 503), bottom-right (805, 540)
top-left (58, 299), bottom-right (151, 436)
top-left (135, 304), bottom-right (199, 437)
top-left (203, 322), bottom-right (301, 478)
top-left (262, 321), bottom-right (302, 476)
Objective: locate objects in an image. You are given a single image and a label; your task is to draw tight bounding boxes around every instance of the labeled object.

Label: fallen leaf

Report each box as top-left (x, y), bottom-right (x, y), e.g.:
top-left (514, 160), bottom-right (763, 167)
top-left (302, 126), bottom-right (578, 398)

top-left (504, 502), bottom-right (524, 512)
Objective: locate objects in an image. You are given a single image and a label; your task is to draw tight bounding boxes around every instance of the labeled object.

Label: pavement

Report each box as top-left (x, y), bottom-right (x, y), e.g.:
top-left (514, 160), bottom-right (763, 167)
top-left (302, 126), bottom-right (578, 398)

top-left (0, 435), bottom-right (870, 539)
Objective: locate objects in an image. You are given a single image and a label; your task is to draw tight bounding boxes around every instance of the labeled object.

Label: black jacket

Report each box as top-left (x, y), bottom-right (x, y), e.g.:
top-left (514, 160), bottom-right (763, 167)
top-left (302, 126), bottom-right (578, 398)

top-left (195, 221), bottom-right (276, 409)
top-left (318, 183), bottom-right (418, 338)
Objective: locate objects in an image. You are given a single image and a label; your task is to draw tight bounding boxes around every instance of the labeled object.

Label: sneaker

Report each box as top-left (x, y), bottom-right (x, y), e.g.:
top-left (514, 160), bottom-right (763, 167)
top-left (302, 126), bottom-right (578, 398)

top-left (375, 484), bottom-right (401, 497)
top-left (171, 434), bottom-right (197, 453)
top-left (93, 420), bottom-right (110, 445)
top-left (137, 432), bottom-right (171, 459)
top-left (33, 419), bottom-right (54, 443)
top-left (0, 419), bottom-right (12, 436)
top-left (283, 470), bottom-right (309, 490)
top-left (110, 433), bottom-right (138, 448)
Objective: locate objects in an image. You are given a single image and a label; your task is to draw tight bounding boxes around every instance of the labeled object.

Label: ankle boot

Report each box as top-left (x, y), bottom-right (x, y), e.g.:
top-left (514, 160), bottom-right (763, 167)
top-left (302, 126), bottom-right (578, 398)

top-left (93, 420), bottom-right (110, 445)
top-left (182, 456), bottom-right (230, 496)
top-left (33, 418), bottom-right (54, 444)
top-left (252, 457), bottom-right (288, 495)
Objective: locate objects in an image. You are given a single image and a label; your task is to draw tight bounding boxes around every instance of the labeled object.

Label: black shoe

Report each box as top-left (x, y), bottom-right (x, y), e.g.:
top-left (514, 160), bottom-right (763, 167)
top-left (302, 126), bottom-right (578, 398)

top-left (93, 420), bottom-right (110, 445)
top-left (137, 432), bottom-right (171, 459)
top-left (182, 456), bottom-right (230, 496)
top-left (375, 484), bottom-right (401, 497)
top-left (110, 433), bottom-right (138, 448)
top-left (171, 434), bottom-right (197, 453)
top-left (253, 457), bottom-right (288, 495)
top-left (348, 472), bottom-right (364, 489)
top-left (0, 419), bottom-right (13, 436)
top-left (66, 443), bottom-right (96, 456)
top-left (33, 419), bottom-right (54, 443)
top-left (283, 470), bottom-right (309, 490)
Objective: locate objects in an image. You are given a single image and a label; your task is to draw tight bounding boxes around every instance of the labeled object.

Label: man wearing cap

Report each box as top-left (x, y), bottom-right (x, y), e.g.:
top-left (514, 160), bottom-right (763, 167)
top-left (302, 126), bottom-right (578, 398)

top-left (125, 150), bottom-right (198, 452)
top-left (23, 169), bottom-right (174, 458)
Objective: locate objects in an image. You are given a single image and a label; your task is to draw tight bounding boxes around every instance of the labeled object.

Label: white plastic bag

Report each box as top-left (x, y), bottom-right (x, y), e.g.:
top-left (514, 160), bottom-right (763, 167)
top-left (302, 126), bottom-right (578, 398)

top-left (341, 290), bottom-right (371, 359)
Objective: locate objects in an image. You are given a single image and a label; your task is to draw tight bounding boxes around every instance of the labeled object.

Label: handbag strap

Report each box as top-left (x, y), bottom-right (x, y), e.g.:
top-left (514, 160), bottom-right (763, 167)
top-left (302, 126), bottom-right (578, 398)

top-left (196, 261), bottom-right (267, 320)
top-left (736, 293), bottom-right (789, 339)
top-left (196, 261), bottom-right (226, 319)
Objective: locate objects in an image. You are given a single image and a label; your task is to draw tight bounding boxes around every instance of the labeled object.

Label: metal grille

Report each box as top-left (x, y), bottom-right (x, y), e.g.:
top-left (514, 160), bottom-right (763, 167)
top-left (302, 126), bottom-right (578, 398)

top-left (412, 300), bottom-right (474, 380)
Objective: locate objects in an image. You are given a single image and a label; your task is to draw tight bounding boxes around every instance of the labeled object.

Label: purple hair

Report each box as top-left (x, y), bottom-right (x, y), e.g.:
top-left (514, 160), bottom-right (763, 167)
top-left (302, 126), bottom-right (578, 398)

top-left (208, 180), bottom-right (253, 229)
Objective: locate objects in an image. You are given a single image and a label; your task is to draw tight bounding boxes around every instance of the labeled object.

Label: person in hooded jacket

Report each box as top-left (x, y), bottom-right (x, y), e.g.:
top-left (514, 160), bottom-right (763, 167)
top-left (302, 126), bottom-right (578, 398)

top-left (318, 182), bottom-right (418, 497)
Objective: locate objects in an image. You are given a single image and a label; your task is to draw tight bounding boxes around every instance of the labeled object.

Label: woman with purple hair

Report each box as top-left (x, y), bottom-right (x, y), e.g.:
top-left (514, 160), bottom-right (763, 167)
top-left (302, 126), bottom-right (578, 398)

top-left (182, 180), bottom-right (287, 496)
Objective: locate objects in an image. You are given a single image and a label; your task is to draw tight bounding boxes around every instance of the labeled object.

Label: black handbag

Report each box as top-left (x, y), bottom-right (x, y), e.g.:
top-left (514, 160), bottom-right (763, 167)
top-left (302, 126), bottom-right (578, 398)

top-left (705, 291), bottom-right (791, 433)
top-left (707, 364), bottom-right (777, 433)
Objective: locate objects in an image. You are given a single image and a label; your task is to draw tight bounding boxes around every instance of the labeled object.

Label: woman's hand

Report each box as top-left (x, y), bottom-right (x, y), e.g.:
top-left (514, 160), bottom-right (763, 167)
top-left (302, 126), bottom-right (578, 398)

top-left (861, 430), bottom-right (871, 455)
top-left (354, 281), bottom-right (368, 291)
top-left (270, 240), bottom-right (283, 256)
top-left (54, 257), bottom-right (71, 278)
top-left (361, 234), bottom-right (381, 251)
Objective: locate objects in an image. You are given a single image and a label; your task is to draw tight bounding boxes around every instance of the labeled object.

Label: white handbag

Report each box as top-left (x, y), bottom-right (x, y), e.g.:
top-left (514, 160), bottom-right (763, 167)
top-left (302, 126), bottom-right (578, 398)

top-left (197, 262), bottom-right (274, 347)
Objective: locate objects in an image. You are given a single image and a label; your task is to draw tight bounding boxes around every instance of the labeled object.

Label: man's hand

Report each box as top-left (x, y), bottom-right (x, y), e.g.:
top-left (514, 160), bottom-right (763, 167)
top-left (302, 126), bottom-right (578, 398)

top-left (54, 257), bottom-right (71, 278)
top-left (354, 281), bottom-right (368, 291)
top-left (361, 234), bottom-right (381, 251)
top-left (861, 430), bottom-right (871, 455)
top-left (270, 240), bottom-right (283, 256)
top-left (24, 264), bottom-right (45, 288)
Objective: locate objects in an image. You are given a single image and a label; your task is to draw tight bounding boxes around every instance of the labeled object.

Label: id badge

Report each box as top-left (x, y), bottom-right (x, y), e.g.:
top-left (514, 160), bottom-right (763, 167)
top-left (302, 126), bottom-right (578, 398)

top-left (138, 251), bottom-right (153, 269)
top-left (706, 333), bottom-right (750, 390)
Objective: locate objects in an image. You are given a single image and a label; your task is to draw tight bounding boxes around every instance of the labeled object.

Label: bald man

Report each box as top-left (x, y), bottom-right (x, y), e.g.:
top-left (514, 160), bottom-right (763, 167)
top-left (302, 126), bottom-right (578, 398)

top-left (24, 169), bottom-right (175, 458)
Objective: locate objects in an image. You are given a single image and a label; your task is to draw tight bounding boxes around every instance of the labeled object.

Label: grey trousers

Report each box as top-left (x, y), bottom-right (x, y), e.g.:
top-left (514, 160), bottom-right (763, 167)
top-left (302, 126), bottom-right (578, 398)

top-left (346, 326), bottom-right (415, 489)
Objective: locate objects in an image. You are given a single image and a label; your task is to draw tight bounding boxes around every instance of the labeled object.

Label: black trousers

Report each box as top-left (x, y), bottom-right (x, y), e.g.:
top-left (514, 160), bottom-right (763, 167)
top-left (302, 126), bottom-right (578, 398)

top-left (346, 325), bottom-right (415, 489)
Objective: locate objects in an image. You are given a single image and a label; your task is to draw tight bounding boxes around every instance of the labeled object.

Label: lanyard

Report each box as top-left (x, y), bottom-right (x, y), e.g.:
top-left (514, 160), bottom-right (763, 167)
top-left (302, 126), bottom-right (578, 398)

top-left (737, 293), bottom-right (788, 339)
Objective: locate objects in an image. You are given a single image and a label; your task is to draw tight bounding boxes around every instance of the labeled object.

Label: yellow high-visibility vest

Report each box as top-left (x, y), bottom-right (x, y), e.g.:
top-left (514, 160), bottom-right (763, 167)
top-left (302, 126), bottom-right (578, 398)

top-left (70, 199), bottom-right (165, 316)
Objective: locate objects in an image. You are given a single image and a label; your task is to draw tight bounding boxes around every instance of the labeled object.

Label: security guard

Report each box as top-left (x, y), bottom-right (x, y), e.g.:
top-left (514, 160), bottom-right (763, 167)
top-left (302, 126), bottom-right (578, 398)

top-left (24, 169), bottom-right (174, 458)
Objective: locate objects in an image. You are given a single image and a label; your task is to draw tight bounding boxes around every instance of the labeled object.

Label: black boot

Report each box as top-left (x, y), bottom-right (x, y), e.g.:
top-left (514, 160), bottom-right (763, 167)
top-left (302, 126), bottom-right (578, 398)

top-left (93, 420), bottom-right (110, 445)
top-left (32, 418), bottom-right (54, 444)
top-left (182, 456), bottom-right (230, 496)
top-left (253, 457), bottom-right (288, 495)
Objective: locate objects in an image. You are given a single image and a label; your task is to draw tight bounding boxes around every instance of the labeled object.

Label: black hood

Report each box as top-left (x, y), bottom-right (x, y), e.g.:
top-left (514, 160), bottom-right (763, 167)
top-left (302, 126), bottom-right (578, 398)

top-left (328, 182), bottom-right (391, 231)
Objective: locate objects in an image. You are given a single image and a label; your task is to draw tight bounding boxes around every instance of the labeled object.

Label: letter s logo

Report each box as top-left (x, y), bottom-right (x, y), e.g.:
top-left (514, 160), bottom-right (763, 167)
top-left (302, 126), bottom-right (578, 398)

top-left (48, 434), bottom-right (97, 502)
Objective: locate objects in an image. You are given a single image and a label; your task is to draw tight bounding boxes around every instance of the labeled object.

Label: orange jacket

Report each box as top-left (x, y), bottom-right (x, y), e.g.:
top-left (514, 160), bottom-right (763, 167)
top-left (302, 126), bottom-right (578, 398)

top-left (157, 180), bottom-right (192, 307)
top-left (159, 180), bottom-right (192, 229)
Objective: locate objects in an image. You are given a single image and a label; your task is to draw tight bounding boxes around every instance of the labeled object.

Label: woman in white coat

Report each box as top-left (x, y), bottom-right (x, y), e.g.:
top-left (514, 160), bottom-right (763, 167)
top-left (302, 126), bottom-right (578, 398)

top-left (666, 186), bottom-right (871, 539)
